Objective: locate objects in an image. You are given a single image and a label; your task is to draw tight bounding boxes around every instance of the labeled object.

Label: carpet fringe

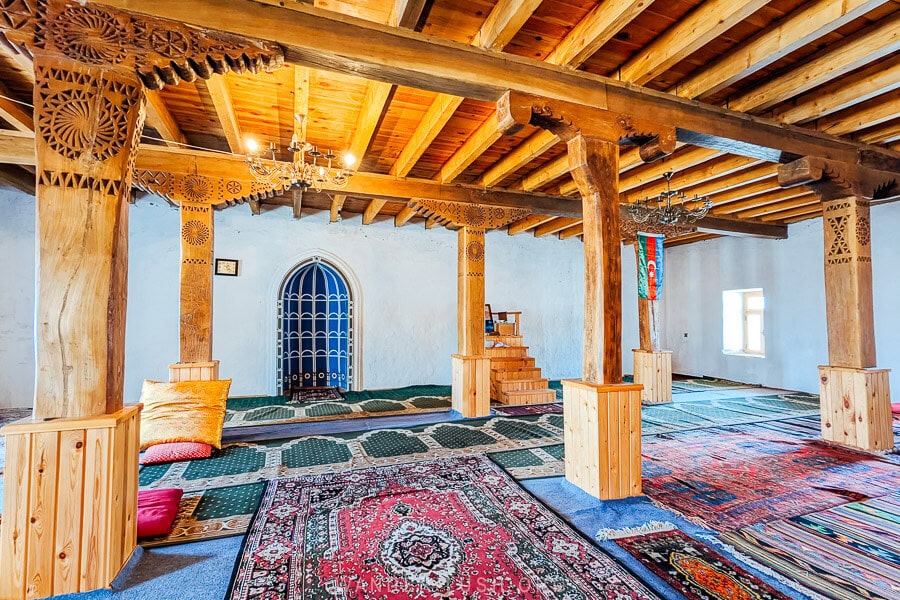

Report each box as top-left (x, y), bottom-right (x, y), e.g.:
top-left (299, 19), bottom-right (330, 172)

top-left (595, 521), bottom-right (676, 540)
top-left (701, 535), bottom-right (832, 600)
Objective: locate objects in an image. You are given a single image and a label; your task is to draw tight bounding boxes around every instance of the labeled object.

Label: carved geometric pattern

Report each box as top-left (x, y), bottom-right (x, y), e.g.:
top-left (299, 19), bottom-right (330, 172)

top-left (4, 0), bottom-right (284, 90)
top-left (408, 199), bottom-right (529, 230)
top-left (856, 215), bottom-right (870, 247)
top-left (826, 215), bottom-right (850, 262)
top-left (38, 87), bottom-right (131, 160)
top-left (226, 180), bottom-right (242, 195)
top-left (182, 257), bottom-right (209, 265)
top-left (38, 170), bottom-right (122, 196)
top-left (465, 240), bottom-right (485, 262)
top-left (181, 220), bottom-right (210, 246)
top-left (180, 174), bottom-right (213, 202)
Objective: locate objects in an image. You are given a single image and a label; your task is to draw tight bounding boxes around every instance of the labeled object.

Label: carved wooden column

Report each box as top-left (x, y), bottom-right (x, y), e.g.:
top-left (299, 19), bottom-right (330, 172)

top-left (453, 226), bottom-right (491, 417)
top-left (632, 238), bottom-right (672, 404)
top-left (172, 200), bottom-right (219, 381)
top-left (497, 92), bottom-right (676, 499)
top-left (406, 199), bottom-right (528, 418)
top-left (780, 157), bottom-right (896, 451)
top-left (0, 3), bottom-right (283, 598)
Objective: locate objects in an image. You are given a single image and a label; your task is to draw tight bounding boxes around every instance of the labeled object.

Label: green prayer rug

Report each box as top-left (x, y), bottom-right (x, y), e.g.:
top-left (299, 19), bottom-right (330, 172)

top-left (224, 384), bottom-right (452, 428)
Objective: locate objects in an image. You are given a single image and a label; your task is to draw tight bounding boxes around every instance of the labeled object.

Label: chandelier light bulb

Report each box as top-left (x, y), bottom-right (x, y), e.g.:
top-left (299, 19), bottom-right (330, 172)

top-left (343, 153), bottom-right (356, 168)
top-left (245, 138), bottom-right (259, 154)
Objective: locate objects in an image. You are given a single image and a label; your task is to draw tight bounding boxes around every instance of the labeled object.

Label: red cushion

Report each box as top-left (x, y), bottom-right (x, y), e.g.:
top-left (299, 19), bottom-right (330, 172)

top-left (137, 488), bottom-right (184, 539)
top-left (892, 403), bottom-right (900, 415)
top-left (140, 442), bottom-right (212, 465)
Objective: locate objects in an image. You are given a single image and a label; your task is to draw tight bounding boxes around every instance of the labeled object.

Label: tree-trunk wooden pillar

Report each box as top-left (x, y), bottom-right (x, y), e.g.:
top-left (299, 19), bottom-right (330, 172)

top-left (0, 2), bottom-right (283, 597)
top-left (779, 157), bottom-right (895, 452)
top-left (452, 226), bottom-right (491, 417)
top-left (170, 200), bottom-right (219, 382)
top-left (632, 242), bottom-right (672, 404)
top-left (0, 55), bottom-right (146, 600)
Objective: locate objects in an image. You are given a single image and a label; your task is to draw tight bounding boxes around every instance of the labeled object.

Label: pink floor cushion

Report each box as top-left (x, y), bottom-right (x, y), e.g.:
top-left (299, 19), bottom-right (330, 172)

top-left (892, 403), bottom-right (900, 416)
top-left (140, 441), bottom-right (212, 465)
top-left (137, 488), bottom-right (184, 539)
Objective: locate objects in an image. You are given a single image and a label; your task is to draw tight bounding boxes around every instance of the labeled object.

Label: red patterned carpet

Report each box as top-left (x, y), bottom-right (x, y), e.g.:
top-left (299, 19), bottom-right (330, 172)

top-left (227, 455), bottom-right (661, 599)
top-left (642, 430), bottom-right (900, 531)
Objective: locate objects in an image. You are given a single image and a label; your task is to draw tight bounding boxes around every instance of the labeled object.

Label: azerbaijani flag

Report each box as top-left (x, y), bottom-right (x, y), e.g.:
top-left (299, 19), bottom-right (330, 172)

top-left (637, 234), bottom-right (665, 300)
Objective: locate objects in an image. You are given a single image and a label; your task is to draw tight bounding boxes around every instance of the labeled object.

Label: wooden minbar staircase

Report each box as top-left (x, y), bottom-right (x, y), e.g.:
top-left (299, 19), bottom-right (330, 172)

top-left (486, 311), bottom-right (556, 405)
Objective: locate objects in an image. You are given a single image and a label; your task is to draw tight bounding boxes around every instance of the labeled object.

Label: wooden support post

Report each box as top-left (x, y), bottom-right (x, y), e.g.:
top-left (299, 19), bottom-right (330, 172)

top-left (452, 226), bottom-right (490, 417)
top-left (173, 201), bottom-right (219, 380)
top-left (632, 241), bottom-right (672, 404)
top-left (778, 156), bottom-right (895, 451)
top-left (562, 380), bottom-right (642, 499)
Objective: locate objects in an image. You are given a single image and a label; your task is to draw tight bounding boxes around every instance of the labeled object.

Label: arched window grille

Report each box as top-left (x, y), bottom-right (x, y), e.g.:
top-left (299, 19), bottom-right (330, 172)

top-left (277, 258), bottom-right (352, 393)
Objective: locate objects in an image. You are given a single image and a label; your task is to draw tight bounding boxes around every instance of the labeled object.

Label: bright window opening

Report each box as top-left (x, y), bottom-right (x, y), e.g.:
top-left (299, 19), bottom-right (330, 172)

top-left (723, 288), bottom-right (765, 357)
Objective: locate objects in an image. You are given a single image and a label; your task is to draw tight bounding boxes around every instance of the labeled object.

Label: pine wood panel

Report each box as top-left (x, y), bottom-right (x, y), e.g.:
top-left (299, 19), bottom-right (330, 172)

top-left (0, 406), bottom-right (142, 600)
top-left (633, 350), bottom-right (672, 404)
top-left (819, 366), bottom-right (892, 451)
top-left (168, 361), bottom-right (220, 382)
top-left (562, 379), bottom-right (642, 500)
top-left (451, 354), bottom-right (491, 418)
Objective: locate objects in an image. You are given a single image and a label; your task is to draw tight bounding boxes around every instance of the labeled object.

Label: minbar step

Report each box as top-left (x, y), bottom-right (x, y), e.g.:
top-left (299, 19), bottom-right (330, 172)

top-left (497, 388), bottom-right (558, 406)
top-left (496, 378), bottom-right (550, 393)
top-left (485, 345), bottom-right (529, 358)
top-left (489, 357), bottom-right (536, 370)
top-left (491, 367), bottom-right (543, 380)
top-left (487, 335), bottom-right (523, 347)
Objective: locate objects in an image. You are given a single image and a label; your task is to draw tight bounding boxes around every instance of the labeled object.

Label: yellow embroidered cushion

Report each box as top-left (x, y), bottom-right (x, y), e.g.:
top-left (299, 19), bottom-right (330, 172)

top-left (139, 379), bottom-right (232, 450)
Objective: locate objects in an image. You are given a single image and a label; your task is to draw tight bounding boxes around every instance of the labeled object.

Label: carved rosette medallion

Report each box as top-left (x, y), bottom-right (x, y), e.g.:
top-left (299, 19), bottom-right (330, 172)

top-left (181, 220), bottom-right (211, 246)
top-left (466, 240), bottom-right (485, 262)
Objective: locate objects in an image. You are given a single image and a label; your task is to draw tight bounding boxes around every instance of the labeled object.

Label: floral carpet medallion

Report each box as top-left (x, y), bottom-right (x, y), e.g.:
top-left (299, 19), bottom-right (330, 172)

top-left (615, 530), bottom-right (792, 600)
top-left (227, 455), bottom-right (660, 600)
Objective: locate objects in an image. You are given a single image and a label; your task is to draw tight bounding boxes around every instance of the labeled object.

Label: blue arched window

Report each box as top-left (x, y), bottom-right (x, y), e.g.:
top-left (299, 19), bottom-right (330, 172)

top-left (277, 258), bottom-right (352, 392)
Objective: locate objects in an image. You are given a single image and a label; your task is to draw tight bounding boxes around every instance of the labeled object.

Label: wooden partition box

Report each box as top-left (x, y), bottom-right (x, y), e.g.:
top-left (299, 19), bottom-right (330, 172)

top-left (168, 360), bottom-right (220, 382)
top-left (562, 380), bottom-right (642, 500)
top-left (633, 350), bottom-right (672, 404)
top-left (0, 405), bottom-right (142, 600)
top-left (451, 354), bottom-right (491, 418)
top-left (819, 366), bottom-right (892, 451)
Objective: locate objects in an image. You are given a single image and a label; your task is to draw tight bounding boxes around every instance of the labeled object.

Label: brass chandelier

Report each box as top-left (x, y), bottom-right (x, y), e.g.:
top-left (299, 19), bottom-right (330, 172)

top-left (246, 115), bottom-right (356, 192)
top-left (627, 171), bottom-right (713, 226)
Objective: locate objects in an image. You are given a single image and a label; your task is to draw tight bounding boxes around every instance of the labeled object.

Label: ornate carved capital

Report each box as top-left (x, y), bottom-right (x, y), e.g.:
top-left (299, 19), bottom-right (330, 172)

top-left (778, 156), bottom-right (898, 202)
top-left (2, 0), bottom-right (283, 88)
top-left (133, 169), bottom-right (283, 208)
top-left (408, 198), bottom-right (530, 230)
top-left (497, 90), bottom-right (675, 162)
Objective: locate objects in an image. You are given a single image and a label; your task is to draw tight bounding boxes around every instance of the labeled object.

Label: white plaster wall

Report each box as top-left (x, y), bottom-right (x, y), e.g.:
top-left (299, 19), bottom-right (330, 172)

top-left (0, 188), bottom-right (36, 409)
top-left (663, 201), bottom-right (900, 394)
top-left (0, 188), bottom-right (645, 404)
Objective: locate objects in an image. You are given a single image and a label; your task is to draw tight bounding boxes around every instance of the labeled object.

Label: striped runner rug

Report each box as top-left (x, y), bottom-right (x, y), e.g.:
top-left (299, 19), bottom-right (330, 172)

top-left (721, 493), bottom-right (900, 600)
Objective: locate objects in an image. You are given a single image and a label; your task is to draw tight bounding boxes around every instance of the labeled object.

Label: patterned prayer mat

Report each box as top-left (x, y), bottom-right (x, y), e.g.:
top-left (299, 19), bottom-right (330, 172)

top-left (615, 529), bottom-right (793, 600)
top-left (226, 455), bottom-right (661, 600)
top-left (288, 386), bottom-right (343, 403)
top-left (721, 493), bottom-right (900, 600)
top-left (139, 414), bottom-right (564, 546)
top-left (224, 385), bottom-right (452, 428)
top-left (641, 431), bottom-right (900, 532)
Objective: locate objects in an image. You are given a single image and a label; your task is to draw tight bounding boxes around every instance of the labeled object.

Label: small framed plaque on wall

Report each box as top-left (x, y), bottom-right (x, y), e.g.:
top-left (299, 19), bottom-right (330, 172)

top-left (215, 258), bottom-right (239, 276)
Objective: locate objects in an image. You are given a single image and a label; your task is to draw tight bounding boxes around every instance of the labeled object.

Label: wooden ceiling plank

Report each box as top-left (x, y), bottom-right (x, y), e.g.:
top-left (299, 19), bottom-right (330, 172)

top-left (676, 0), bottom-right (890, 101)
top-left (144, 90), bottom-right (187, 147)
top-left (92, 0), bottom-right (899, 167)
top-left (856, 120), bottom-right (900, 145)
top-left (507, 214), bottom-right (557, 235)
top-left (618, 0), bottom-right (771, 86)
top-left (772, 56), bottom-right (900, 125)
top-left (736, 195), bottom-right (817, 218)
top-left (0, 90), bottom-right (32, 132)
top-left (759, 197), bottom-right (820, 221)
top-left (558, 222), bottom-right (584, 240)
top-left (546, 0), bottom-right (653, 68)
top-left (816, 90), bottom-right (900, 136)
top-left (389, 0), bottom-right (544, 178)
top-left (294, 66), bottom-right (310, 143)
top-left (730, 14), bottom-right (900, 114)
top-left (198, 75), bottom-right (244, 153)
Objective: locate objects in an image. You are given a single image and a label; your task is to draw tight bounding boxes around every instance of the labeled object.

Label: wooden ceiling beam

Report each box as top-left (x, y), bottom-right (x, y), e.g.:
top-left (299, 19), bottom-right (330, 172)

top-left (388, 0), bottom-right (543, 179)
top-left (675, 0), bottom-right (889, 101)
top-left (558, 223), bottom-right (584, 240)
top-left (198, 75), bottom-right (244, 153)
top-left (856, 120), bottom-right (900, 145)
top-left (362, 198), bottom-right (388, 224)
top-left (711, 182), bottom-right (806, 213)
top-left (292, 189), bottom-right (303, 219)
top-left (534, 217), bottom-right (582, 237)
top-left (477, 129), bottom-right (559, 187)
top-left (507, 214), bottom-right (557, 235)
top-left (771, 56), bottom-right (900, 125)
top-left (517, 154), bottom-right (569, 192)
top-left (394, 204), bottom-right (417, 227)
top-left (664, 233), bottom-right (721, 247)
top-left (0, 81), bottom-right (32, 132)
top-left (759, 197), bottom-right (820, 221)
top-left (330, 194), bottom-right (346, 222)
top-left (0, 163), bottom-right (34, 194)
top-left (816, 90), bottom-right (899, 136)
top-left (546, 0), bottom-right (653, 68)
top-left (92, 0), bottom-right (900, 168)
top-left (736, 195), bottom-right (817, 219)
top-left (619, 0), bottom-right (770, 86)
top-left (144, 90), bottom-right (187, 147)
top-left (730, 14), bottom-right (900, 114)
